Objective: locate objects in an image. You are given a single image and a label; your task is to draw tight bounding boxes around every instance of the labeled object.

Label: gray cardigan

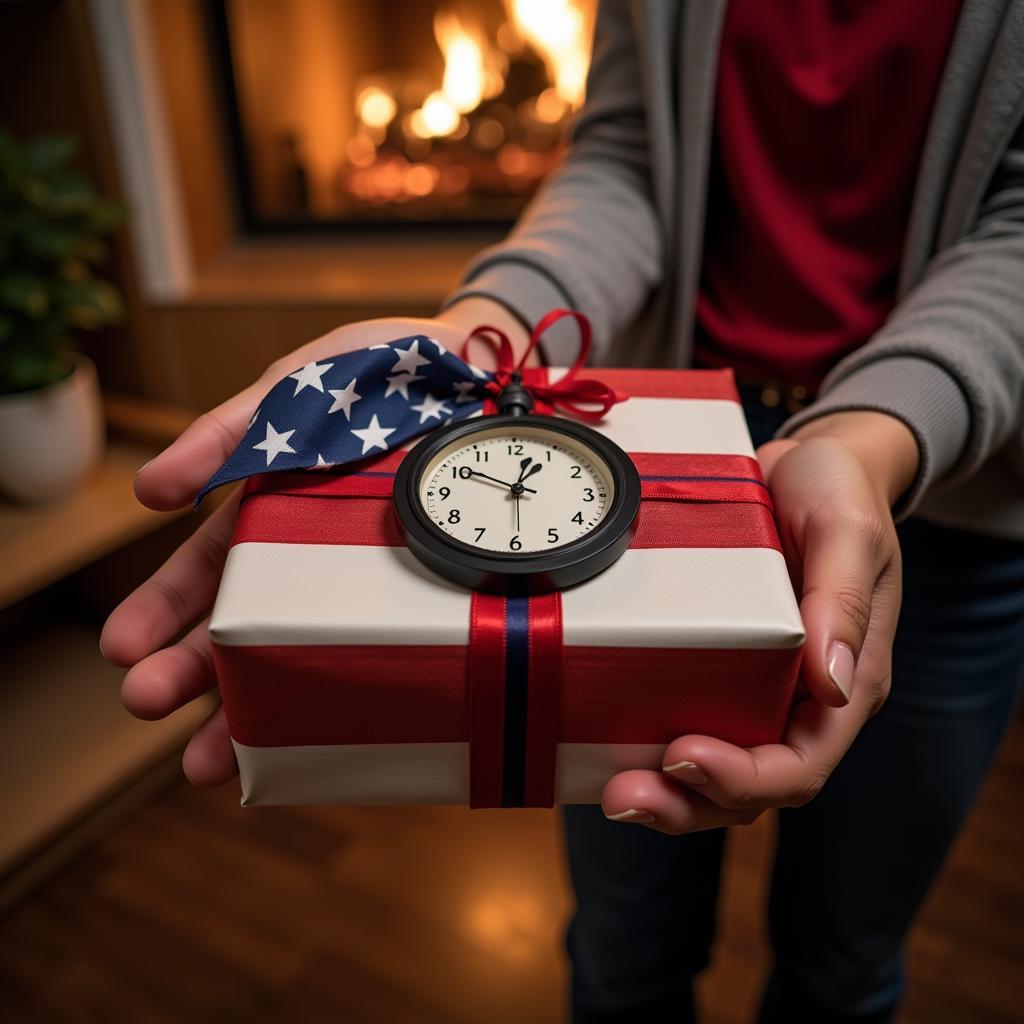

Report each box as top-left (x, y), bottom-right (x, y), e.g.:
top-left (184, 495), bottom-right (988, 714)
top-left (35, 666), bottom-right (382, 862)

top-left (443, 0), bottom-right (1024, 538)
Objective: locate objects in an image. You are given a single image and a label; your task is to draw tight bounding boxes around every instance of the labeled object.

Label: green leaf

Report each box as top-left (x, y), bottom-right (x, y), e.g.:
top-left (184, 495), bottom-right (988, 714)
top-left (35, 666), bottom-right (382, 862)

top-left (59, 258), bottom-right (90, 282)
top-left (46, 168), bottom-right (93, 200)
top-left (24, 134), bottom-right (76, 175)
top-left (22, 223), bottom-right (79, 261)
top-left (0, 275), bottom-right (49, 318)
top-left (0, 130), bottom-right (16, 164)
top-left (0, 346), bottom-right (74, 394)
top-left (84, 197), bottom-right (126, 234)
top-left (74, 238), bottom-right (109, 264)
top-left (57, 278), bottom-right (124, 329)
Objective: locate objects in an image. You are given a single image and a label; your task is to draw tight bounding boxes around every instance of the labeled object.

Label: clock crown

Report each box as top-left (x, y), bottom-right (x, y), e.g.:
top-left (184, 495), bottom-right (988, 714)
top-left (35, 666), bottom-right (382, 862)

top-left (496, 372), bottom-right (535, 418)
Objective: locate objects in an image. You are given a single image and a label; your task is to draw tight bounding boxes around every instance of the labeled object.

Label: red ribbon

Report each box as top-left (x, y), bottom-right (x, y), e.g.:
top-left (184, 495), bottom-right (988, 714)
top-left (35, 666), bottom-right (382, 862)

top-left (467, 592), bottom-right (508, 808)
top-left (465, 589), bottom-right (564, 809)
top-left (461, 308), bottom-right (628, 421)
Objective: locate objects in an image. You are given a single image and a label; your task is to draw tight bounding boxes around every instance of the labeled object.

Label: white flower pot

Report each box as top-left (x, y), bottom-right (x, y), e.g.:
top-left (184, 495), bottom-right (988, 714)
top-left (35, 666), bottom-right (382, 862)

top-left (0, 355), bottom-right (106, 503)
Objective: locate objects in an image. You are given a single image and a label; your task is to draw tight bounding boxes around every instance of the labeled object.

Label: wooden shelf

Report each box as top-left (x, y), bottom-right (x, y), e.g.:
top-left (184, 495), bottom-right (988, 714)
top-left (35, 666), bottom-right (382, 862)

top-left (0, 440), bottom-right (188, 610)
top-left (185, 237), bottom-right (493, 306)
top-left (0, 618), bottom-right (216, 878)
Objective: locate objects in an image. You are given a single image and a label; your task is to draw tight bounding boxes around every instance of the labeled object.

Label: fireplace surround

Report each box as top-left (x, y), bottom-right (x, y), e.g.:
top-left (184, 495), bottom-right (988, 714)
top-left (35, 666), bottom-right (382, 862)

top-left (210, 0), bottom-right (595, 232)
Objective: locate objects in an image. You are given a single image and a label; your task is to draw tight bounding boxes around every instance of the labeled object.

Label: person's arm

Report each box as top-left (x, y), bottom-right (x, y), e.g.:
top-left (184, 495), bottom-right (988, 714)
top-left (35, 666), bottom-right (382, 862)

top-left (599, 122), bottom-right (1024, 836)
top-left (778, 119), bottom-right (1024, 517)
top-left (441, 0), bottom-right (664, 364)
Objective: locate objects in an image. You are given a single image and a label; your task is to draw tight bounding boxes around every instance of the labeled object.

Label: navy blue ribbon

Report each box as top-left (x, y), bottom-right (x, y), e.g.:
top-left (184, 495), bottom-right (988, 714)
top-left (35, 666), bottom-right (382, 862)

top-left (196, 335), bottom-right (490, 505)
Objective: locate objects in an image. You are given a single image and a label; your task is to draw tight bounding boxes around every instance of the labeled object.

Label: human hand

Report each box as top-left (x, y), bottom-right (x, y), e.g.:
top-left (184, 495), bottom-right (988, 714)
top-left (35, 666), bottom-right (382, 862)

top-left (101, 299), bottom-right (531, 786)
top-left (602, 411), bottom-right (919, 833)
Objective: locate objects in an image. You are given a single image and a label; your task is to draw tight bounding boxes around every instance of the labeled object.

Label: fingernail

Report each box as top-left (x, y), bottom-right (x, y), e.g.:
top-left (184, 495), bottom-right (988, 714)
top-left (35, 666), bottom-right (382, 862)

top-left (136, 459), bottom-right (153, 475)
top-left (827, 641), bottom-right (855, 703)
top-left (663, 760), bottom-right (708, 785)
top-left (606, 808), bottom-right (656, 824)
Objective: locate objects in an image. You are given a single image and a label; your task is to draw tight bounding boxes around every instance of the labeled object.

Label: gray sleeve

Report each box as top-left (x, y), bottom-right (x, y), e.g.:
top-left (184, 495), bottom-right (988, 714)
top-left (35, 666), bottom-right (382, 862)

top-left (779, 119), bottom-right (1024, 517)
top-left (440, 0), bottom-right (664, 364)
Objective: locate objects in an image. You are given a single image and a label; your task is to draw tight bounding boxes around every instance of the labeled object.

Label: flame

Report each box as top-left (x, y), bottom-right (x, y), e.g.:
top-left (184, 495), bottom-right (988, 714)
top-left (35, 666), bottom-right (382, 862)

top-left (417, 90), bottom-right (461, 137)
top-left (356, 85), bottom-right (397, 129)
top-left (434, 11), bottom-right (487, 115)
top-left (504, 0), bottom-right (591, 108)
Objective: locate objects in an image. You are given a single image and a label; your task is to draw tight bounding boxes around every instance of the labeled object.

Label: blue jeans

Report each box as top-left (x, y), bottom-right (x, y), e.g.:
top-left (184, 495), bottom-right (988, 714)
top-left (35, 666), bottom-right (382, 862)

top-left (562, 402), bottom-right (1024, 1023)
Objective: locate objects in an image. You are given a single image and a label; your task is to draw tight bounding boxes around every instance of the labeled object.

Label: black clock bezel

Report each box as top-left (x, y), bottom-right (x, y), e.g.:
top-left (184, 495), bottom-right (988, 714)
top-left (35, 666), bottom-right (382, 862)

top-left (393, 413), bottom-right (642, 593)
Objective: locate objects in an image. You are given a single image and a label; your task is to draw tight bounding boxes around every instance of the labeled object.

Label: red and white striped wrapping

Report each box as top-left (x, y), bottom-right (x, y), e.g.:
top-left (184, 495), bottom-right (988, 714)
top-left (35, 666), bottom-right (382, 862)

top-left (210, 368), bottom-right (804, 807)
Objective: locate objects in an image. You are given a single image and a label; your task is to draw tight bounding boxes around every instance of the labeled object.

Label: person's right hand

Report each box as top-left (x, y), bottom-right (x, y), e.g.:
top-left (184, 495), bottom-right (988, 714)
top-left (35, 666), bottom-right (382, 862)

top-left (100, 299), bottom-right (531, 787)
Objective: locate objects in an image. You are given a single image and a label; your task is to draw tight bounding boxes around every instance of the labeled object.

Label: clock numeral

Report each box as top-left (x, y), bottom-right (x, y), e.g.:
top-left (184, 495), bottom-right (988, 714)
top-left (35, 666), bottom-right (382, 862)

top-left (510, 535), bottom-right (522, 551)
top-left (545, 450), bottom-right (552, 461)
top-left (439, 486), bottom-right (451, 500)
top-left (571, 511), bottom-right (584, 525)
top-left (570, 465), bottom-right (582, 478)
top-left (507, 443), bottom-right (524, 455)
top-left (582, 487), bottom-right (595, 502)
top-left (547, 528), bottom-right (559, 544)
top-left (475, 450), bottom-right (489, 462)
top-left (448, 509), bottom-right (461, 524)
top-left (457, 466), bottom-right (472, 479)
top-left (474, 527), bottom-right (486, 543)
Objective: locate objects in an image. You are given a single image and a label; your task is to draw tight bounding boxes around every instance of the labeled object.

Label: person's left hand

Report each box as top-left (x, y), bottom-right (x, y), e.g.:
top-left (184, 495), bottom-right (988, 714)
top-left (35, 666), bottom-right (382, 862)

top-left (601, 410), bottom-right (920, 833)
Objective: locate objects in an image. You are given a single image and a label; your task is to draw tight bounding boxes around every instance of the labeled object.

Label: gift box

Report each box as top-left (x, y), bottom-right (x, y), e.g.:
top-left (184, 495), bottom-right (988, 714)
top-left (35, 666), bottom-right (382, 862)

top-left (209, 367), bottom-right (804, 807)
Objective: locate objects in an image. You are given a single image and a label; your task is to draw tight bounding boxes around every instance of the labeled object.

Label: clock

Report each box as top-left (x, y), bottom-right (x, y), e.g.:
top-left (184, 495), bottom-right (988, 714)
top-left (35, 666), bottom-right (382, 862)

top-left (393, 400), bottom-right (641, 593)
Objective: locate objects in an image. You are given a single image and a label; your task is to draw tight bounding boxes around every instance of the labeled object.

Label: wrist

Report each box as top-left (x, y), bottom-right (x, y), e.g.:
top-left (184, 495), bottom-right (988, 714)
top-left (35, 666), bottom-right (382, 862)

top-left (437, 297), bottom-right (538, 368)
top-left (788, 410), bottom-right (921, 507)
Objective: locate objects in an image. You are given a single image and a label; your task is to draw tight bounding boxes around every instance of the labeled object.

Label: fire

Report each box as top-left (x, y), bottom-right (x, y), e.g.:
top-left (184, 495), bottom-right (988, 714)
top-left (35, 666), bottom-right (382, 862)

top-left (406, 11), bottom-right (489, 139)
top-left (407, 2), bottom-right (590, 139)
top-left (342, 1), bottom-right (596, 212)
top-left (416, 91), bottom-right (461, 137)
top-left (504, 0), bottom-right (591, 108)
top-left (356, 85), bottom-right (397, 129)
top-left (434, 11), bottom-right (487, 115)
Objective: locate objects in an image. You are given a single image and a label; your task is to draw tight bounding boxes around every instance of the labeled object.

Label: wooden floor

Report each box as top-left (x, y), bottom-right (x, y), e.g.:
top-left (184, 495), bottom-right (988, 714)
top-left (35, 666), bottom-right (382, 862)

top-left (1, 716), bottom-right (1022, 1023)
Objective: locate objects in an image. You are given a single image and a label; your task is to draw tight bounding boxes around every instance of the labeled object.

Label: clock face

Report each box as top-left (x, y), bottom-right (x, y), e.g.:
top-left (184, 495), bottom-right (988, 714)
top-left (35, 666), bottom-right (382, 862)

top-left (416, 424), bottom-right (615, 554)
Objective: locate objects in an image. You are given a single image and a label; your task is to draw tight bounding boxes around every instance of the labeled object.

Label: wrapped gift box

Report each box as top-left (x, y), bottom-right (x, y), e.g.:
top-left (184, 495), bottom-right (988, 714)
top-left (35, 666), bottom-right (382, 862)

top-left (210, 368), bottom-right (804, 807)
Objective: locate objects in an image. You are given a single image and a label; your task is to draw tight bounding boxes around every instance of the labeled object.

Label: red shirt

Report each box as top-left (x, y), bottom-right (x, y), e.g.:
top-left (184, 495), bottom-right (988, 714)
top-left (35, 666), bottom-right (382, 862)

top-left (694, 0), bottom-right (962, 388)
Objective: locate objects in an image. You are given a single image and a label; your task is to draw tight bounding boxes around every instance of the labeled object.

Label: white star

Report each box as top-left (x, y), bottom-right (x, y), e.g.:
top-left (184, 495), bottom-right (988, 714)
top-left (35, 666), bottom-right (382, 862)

top-left (314, 453), bottom-right (333, 470)
top-left (385, 372), bottom-right (424, 399)
top-left (452, 381), bottom-right (477, 404)
top-left (428, 336), bottom-right (447, 356)
top-left (391, 339), bottom-right (431, 374)
top-left (410, 393), bottom-right (452, 424)
top-left (468, 362), bottom-right (488, 379)
top-left (351, 414), bottom-right (396, 455)
top-left (252, 421), bottom-right (297, 465)
top-left (327, 378), bottom-right (361, 419)
top-left (287, 360), bottom-right (334, 396)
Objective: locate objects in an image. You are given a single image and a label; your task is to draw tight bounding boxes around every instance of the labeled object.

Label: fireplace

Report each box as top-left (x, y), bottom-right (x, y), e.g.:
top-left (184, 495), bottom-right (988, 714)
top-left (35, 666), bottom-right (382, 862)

top-left (208, 0), bottom-right (595, 232)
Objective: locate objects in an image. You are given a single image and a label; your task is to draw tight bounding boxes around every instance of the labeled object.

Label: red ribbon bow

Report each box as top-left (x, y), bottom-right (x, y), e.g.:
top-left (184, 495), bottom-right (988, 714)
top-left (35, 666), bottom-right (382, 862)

top-left (460, 308), bottom-right (628, 421)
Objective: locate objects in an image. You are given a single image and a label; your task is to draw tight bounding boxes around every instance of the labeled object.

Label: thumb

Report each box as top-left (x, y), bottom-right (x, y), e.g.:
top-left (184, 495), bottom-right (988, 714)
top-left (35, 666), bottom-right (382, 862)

top-left (756, 438), bottom-right (799, 482)
top-left (797, 510), bottom-right (886, 708)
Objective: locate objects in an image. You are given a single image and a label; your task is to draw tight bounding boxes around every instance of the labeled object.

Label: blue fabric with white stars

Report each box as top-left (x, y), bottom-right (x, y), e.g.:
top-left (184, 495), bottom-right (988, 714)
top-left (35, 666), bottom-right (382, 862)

top-left (196, 334), bottom-right (491, 505)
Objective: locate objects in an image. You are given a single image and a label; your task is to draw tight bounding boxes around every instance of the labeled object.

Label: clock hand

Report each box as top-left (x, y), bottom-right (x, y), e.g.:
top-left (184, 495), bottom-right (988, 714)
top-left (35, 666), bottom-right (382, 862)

top-left (465, 469), bottom-right (537, 494)
top-left (515, 491), bottom-right (520, 532)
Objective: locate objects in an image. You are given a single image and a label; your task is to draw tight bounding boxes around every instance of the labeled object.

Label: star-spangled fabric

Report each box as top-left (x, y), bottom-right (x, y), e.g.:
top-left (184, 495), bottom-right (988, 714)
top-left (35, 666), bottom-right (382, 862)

top-left (196, 334), bottom-right (490, 505)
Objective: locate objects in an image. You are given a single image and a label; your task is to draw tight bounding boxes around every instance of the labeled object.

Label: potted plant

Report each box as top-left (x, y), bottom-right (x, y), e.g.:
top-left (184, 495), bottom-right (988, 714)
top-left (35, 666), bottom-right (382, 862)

top-left (0, 130), bottom-right (124, 502)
